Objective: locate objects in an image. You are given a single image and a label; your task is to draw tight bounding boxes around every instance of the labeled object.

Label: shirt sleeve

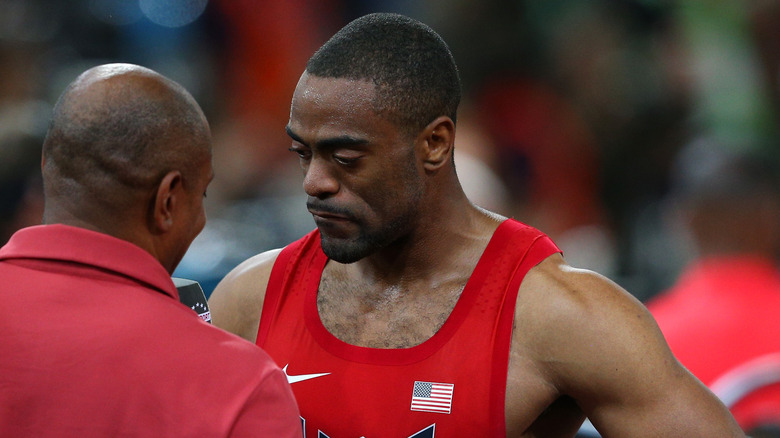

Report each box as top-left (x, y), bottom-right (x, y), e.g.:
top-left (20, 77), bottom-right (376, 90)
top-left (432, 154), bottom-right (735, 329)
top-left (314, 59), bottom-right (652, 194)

top-left (230, 366), bottom-right (302, 437)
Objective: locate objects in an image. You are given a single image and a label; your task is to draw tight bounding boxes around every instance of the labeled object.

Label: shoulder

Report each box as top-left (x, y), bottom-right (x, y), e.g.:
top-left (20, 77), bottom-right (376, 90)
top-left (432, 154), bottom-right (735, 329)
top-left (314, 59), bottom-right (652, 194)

top-left (512, 257), bottom-right (745, 434)
top-left (514, 253), bottom-right (667, 390)
top-left (520, 252), bottom-right (652, 325)
top-left (207, 248), bottom-right (283, 343)
top-left (158, 320), bottom-right (301, 434)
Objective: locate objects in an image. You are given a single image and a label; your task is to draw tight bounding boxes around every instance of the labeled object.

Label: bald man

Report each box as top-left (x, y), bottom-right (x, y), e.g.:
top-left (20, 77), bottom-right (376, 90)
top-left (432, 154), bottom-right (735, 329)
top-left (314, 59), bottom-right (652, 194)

top-left (0, 64), bottom-right (301, 437)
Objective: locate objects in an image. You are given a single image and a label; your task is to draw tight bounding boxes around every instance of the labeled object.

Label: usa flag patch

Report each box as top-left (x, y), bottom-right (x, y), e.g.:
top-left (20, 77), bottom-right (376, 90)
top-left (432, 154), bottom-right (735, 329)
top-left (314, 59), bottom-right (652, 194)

top-left (410, 381), bottom-right (454, 414)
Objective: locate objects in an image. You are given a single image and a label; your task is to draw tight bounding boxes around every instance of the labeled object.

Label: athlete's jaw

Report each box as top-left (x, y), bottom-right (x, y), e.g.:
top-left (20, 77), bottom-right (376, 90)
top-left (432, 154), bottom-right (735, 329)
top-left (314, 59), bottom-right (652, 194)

top-left (318, 229), bottom-right (378, 264)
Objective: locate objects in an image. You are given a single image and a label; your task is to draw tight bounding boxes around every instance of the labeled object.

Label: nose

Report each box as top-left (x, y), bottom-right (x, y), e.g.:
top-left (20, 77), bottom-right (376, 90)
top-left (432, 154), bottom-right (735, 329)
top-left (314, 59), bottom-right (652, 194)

top-left (302, 157), bottom-right (339, 199)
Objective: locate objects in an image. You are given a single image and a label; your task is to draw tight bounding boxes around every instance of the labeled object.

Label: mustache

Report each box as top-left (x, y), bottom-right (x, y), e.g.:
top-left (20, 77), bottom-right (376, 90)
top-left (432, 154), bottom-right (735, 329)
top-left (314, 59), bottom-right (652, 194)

top-left (306, 199), bottom-right (353, 218)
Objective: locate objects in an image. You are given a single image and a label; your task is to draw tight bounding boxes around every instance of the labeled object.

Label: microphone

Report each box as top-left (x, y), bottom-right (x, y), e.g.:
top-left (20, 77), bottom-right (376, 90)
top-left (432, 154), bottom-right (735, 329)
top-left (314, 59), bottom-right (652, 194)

top-left (172, 277), bottom-right (211, 324)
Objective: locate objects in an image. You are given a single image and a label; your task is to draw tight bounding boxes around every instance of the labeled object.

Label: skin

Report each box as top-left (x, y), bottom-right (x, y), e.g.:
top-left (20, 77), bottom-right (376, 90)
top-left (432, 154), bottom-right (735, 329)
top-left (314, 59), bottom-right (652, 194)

top-left (208, 73), bottom-right (744, 437)
top-left (41, 64), bottom-right (214, 274)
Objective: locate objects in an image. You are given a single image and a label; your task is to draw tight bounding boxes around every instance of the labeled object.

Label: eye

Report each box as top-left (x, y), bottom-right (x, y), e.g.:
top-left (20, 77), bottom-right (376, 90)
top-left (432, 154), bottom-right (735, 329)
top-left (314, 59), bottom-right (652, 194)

top-left (288, 146), bottom-right (311, 160)
top-left (333, 155), bottom-right (359, 166)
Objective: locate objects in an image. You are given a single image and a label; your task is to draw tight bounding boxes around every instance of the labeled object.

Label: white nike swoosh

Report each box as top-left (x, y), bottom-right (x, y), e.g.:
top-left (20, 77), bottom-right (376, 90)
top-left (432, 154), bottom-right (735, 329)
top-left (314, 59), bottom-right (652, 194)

top-left (282, 364), bottom-right (331, 384)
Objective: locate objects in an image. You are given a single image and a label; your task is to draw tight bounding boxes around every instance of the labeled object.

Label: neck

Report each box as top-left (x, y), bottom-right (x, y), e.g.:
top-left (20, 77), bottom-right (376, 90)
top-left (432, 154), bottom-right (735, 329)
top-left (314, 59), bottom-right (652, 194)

top-left (348, 200), bottom-right (504, 287)
top-left (43, 202), bottom-right (158, 263)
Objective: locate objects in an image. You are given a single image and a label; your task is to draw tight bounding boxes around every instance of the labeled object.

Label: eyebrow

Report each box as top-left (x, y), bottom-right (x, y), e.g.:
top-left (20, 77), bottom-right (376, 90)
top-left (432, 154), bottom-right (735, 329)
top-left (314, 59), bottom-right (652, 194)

top-left (286, 125), bottom-right (369, 149)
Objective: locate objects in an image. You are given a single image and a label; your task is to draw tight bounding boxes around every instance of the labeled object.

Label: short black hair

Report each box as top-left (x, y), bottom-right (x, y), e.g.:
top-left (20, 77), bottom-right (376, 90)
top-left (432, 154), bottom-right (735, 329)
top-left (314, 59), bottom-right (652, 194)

top-left (306, 13), bottom-right (461, 136)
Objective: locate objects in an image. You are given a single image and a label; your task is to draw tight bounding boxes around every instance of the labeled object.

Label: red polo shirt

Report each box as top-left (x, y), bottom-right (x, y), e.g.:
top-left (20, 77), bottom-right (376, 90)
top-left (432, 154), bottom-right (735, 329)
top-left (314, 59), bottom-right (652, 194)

top-left (0, 225), bottom-right (301, 437)
top-left (647, 256), bottom-right (780, 430)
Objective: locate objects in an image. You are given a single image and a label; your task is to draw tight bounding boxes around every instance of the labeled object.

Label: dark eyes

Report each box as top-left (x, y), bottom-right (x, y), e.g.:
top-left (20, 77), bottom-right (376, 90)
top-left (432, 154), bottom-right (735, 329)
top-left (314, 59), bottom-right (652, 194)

top-left (288, 147), bottom-right (360, 166)
top-left (333, 155), bottom-right (359, 166)
top-left (288, 147), bottom-right (311, 160)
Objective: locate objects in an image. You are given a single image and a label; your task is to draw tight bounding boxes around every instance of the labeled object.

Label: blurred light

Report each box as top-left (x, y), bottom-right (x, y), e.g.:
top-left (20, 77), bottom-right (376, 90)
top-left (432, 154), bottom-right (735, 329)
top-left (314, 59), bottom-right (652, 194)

top-left (89, 0), bottom-right (143, 26)
top-left (139, 0), bottom-right (209, 28)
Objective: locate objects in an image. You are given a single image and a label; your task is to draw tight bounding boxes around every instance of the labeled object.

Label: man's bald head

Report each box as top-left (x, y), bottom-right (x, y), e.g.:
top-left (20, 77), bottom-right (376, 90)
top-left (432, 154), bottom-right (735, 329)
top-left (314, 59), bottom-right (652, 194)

top-left (42, 63), bottom-right (211, 227)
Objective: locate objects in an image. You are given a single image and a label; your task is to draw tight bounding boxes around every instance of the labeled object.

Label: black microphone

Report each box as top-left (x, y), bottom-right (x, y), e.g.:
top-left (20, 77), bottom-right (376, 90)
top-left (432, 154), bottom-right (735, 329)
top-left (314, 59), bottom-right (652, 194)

top-left (173, 277), bottom-right (211, 324)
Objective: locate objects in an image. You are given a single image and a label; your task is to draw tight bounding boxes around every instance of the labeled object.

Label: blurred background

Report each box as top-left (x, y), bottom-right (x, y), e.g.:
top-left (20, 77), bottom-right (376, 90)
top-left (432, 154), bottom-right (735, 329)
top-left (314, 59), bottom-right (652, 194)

top-left (1, 0), bottom-right (778, 300)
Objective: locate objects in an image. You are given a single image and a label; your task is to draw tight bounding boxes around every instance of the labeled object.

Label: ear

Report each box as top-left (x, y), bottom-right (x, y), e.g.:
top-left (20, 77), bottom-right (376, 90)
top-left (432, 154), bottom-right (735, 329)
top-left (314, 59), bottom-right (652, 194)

top-left (151, 170), bottom-right (182, 234)
top-left (418, 116), bottom-right (455, 172)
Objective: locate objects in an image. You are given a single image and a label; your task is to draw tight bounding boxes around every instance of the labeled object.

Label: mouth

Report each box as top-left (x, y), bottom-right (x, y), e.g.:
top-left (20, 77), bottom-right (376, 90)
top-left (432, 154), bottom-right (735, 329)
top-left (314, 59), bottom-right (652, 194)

top-left (310, 210), bottom-right (345, 219)
top-left (306, 199), bottom-right (358, 236)
top-left (306, 199), bottom-right (353, 220)
top-left (308, 209), bottom-right (351, 221)
top-left (307, 206), bottom-right (357, 238)
top-left (308, 211), bottom-right (356, 235)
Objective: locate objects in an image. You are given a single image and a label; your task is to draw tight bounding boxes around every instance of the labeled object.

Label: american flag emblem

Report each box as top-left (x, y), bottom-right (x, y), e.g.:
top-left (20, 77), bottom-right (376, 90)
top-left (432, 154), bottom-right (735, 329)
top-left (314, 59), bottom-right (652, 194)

top-left (410, 381), bottom-right (454, 414)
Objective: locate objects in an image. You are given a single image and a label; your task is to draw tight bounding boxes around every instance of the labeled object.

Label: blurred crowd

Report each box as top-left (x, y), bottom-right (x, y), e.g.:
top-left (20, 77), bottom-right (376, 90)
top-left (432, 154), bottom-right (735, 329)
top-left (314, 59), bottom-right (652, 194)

top-left (1, 0), bottom-right (778, 299)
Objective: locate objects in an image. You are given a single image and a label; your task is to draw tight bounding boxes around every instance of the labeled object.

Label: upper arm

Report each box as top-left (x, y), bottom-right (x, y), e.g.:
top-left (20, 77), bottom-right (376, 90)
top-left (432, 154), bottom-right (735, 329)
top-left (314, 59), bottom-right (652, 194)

top-left (207, 248), bottom-right (282, 343)
top-left (514, 253), bottom-right (743, 437)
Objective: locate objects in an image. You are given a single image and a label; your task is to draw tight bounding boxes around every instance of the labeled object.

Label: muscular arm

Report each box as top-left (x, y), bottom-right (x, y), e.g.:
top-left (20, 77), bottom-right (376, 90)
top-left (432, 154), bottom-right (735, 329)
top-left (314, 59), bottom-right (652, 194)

top-left (207, 248), bottom-right (282, 343)
top-left (507, 253), bottom-right (743, 437)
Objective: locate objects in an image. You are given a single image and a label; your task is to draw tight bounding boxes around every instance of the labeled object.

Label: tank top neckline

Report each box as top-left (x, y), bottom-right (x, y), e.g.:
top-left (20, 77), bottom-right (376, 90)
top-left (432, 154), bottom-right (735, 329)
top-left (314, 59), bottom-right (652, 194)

top-left (303, 219), bottom-right (515, 366)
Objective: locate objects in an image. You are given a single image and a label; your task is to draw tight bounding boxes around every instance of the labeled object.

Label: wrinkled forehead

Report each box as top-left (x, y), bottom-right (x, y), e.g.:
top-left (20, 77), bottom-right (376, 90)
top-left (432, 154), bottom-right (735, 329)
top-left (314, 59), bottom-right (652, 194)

top-left (288, 72), bottom-right (389, 139)
top-left (291, 73), bottom-right (376, 116)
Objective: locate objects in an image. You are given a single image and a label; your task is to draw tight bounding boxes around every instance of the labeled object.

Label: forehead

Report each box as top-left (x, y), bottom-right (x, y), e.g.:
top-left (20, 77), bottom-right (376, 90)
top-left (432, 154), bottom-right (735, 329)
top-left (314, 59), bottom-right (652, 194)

top-left (288, 73), bottom-right (396, 142)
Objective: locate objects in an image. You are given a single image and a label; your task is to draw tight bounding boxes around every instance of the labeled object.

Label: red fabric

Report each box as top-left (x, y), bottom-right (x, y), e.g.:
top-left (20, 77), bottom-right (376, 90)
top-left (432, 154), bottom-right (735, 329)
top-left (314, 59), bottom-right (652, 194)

top-left (211, 0), bottom-right (341, 179)
top-left (476, 77), bottom-right (603, 237)
top-left (0, 225), bottom-right (301, 437)
top-left (258, 219), bottom-right (560, 437)
top-left (647, 256), bottom-right (780, 430)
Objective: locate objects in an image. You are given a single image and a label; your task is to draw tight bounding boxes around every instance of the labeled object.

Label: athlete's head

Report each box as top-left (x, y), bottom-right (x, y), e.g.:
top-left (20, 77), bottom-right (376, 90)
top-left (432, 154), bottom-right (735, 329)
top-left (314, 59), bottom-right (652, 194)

top-left (288, 14), bottom-right (461, 263)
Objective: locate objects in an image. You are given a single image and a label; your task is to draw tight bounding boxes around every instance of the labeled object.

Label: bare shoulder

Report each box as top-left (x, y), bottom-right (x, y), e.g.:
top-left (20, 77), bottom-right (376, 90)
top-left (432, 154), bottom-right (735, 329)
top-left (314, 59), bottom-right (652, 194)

top-left (513, 253), bottom-right (668, 391)
top-left (509, 253), bottom-right (743, 436)
top-left (515, 253), bottom-right (659, 358)
top-left (207, 248), bottom-right (283, 343)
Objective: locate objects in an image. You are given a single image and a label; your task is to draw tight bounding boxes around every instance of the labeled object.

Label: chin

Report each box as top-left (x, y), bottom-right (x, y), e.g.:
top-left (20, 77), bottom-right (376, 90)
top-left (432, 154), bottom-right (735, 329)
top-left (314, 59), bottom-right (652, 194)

top-left (320, 235), bottom-right (374, 264)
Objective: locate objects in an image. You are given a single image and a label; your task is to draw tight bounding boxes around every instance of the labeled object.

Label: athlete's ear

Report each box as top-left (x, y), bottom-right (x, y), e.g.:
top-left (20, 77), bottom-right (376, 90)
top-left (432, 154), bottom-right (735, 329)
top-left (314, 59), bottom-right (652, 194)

top-left (150, 170), bottom-right (182, 234)
top-left (418, 116), bottom-right (455, 172)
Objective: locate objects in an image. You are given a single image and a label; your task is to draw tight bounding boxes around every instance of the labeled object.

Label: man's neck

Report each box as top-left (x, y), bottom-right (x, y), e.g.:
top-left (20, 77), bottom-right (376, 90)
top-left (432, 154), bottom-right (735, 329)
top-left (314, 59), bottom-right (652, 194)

top-left (342, 204), bottom-right (503, 290)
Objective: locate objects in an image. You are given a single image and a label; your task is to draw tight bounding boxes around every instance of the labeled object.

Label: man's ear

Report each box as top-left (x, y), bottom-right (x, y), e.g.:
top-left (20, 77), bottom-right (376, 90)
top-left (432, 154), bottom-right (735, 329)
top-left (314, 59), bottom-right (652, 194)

top-left (419, 116), bottom-right (455, 172)
top-left (151, 170), bottom-right (182, 234)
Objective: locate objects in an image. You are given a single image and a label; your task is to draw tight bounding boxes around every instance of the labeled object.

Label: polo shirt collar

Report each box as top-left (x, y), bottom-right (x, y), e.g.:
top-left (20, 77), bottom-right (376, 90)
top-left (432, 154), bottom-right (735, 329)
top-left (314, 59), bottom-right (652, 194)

top-left (0, 224), bottom-right (178, 300)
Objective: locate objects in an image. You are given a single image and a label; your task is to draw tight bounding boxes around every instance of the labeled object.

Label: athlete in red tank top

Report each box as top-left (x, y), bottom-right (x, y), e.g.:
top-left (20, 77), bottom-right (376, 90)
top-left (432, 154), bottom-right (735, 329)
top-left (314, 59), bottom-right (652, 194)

top-left (259, 219), bottom-right (559, 437)
top-left (208, 13), bottom-right (745, 437)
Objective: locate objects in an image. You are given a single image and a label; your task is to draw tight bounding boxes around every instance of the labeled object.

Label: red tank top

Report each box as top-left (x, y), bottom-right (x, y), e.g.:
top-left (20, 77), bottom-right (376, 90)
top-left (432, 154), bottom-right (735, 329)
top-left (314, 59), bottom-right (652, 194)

top-left (258, 219), bottom-right (560, 437)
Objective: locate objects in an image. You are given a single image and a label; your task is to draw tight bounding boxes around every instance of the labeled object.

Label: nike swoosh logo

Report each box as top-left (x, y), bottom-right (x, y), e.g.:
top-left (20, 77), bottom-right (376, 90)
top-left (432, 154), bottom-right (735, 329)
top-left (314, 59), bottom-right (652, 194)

top-left (282, 364), bottom-right (330, 384)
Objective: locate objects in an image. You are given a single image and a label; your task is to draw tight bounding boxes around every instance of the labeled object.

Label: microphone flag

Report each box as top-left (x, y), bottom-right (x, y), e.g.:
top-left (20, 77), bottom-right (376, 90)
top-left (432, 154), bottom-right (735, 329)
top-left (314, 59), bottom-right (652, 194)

top-left (172, 277), bottom-right (211, 324)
